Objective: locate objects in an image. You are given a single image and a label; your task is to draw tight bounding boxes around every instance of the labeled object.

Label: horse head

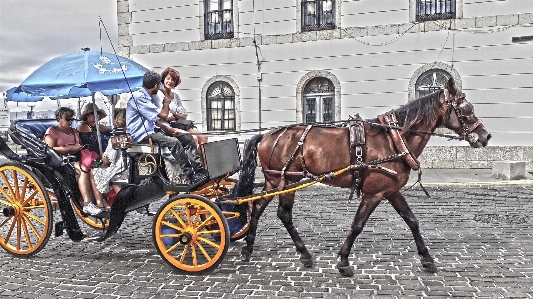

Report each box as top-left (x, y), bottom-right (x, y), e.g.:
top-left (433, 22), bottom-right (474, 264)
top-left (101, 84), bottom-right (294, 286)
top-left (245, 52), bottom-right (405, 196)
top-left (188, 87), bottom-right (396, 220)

top-left (441, 78), bottom-right (491, 148)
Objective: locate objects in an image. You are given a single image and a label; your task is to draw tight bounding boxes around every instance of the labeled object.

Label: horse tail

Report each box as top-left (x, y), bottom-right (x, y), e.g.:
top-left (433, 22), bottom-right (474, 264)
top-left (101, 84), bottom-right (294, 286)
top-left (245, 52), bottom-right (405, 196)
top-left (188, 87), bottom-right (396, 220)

top-left (235, 134), bottom-right (263, 197)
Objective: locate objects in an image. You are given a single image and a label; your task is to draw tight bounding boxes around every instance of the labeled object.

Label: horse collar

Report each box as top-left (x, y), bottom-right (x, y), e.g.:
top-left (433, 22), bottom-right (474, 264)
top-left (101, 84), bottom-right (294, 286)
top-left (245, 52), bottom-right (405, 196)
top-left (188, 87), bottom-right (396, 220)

top-left (378, 111), bottom-right (420, 171)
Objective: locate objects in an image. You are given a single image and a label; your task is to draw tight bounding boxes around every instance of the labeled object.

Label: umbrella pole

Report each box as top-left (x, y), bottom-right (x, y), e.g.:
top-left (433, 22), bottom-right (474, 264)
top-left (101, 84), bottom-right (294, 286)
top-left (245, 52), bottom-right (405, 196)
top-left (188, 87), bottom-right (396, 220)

top-left (92, 92), bottom-right (103, 155)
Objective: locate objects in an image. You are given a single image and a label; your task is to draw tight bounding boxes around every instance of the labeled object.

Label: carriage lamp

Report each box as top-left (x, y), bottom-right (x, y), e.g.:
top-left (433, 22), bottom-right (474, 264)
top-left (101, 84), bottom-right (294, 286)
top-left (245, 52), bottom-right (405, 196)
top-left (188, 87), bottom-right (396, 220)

top-left (110, 127), bottom-right (133, 150)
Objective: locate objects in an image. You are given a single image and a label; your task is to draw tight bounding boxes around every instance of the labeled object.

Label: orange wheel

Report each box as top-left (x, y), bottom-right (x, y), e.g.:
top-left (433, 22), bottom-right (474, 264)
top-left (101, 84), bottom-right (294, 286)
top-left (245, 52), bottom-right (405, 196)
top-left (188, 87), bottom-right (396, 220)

top-left (152, 194), bottom-right (229, 274)
top-left (0, 163), bottom-right (52, 256)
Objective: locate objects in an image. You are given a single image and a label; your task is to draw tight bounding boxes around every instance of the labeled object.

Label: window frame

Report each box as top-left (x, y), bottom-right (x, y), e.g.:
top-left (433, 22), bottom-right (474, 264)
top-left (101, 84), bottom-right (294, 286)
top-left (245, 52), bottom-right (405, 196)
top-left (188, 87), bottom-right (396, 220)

top-left (409, 0), bottom-right (462, 23)
top-left (301, 0), bottom-right (336, 32)
top-left (203, 0), bottom-right (235, 40)
top-left (205, 81), bottom-right (236, 131)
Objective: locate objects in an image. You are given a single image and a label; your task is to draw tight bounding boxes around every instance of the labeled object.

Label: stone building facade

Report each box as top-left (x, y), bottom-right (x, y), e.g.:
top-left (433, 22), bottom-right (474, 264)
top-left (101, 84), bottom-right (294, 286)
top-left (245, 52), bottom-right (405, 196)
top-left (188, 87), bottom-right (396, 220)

top-left (116, 0), bottom-right (533, 169)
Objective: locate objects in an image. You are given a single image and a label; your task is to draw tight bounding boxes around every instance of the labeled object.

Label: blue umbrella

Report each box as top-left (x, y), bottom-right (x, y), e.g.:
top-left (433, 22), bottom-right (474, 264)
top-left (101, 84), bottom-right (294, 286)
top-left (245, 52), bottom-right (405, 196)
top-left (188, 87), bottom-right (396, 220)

top-left (6, 87), bottom-right (44, 102)
top-left (14, 49), bottom-right (149, 98)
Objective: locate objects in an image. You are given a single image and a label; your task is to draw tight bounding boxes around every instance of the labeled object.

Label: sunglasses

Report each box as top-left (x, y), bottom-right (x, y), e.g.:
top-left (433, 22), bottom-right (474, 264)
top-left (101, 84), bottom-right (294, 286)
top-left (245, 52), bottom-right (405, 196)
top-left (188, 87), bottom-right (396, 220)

top-left (64, 118), bottom-right (74, 122)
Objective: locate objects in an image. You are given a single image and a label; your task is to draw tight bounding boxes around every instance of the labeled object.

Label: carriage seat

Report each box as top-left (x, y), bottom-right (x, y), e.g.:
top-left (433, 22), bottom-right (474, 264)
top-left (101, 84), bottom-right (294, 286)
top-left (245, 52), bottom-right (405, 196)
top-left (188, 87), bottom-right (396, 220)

top-left (10, 118), bottom-right (82, 143)
top-left (128, 138), bottom-right (175, 162)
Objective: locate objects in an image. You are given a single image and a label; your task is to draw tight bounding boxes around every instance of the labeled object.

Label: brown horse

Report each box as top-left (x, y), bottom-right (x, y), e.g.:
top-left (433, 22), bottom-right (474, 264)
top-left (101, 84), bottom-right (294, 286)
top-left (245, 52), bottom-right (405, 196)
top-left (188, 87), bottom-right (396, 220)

top-left (236, 79), bottom-right (491, 276)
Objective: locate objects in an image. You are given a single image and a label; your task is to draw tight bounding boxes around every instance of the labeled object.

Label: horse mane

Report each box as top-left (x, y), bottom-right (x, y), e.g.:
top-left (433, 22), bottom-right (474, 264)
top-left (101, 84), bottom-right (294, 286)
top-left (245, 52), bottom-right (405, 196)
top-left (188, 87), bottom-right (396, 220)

top-left (395, 90), bottom-right (443, 133)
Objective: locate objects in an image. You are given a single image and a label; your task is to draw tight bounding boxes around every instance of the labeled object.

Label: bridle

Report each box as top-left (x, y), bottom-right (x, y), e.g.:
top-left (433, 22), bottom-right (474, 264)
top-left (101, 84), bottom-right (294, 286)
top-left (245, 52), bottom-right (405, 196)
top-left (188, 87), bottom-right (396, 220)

top-left (443, 90), bottom-right (483, 144)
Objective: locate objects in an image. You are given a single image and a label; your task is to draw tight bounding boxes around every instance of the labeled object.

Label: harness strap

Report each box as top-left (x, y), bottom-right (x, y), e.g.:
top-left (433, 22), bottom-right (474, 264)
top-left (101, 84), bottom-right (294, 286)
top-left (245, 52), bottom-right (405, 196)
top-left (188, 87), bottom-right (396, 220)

top-left (378, 111), bottom-right (420, 171)
top-left (277, 125), bottom-right (313, 190)
top-left (348, 115), bottom-right (366, 199)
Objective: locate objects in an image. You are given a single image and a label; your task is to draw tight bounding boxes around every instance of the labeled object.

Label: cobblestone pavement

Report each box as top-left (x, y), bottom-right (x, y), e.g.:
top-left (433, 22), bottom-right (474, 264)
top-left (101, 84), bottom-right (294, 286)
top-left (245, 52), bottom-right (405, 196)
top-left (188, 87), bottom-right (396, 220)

top-left (1, 184), bottom-right (532, 299)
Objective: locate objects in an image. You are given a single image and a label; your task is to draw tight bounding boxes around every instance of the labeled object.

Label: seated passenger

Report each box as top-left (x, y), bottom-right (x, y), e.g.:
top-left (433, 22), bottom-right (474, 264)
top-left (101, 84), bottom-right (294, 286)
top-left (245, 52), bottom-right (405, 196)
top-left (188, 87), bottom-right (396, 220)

top-left (93, 109), bottom-right (129, 196)
top-left (77, 103), bottom-right (111, 154)
top-left (126, 70), bottom-right (208, 186)
top-left (43, 107), bottom-right (108, 215)
top-left (155, 67), bottom-right (208, 149)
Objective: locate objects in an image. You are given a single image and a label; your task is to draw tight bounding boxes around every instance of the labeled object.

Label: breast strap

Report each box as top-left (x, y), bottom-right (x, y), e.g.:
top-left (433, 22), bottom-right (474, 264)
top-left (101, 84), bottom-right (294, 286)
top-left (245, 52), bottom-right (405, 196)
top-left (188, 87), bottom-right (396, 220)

top-left (378, 111), bottom-right (420, 171)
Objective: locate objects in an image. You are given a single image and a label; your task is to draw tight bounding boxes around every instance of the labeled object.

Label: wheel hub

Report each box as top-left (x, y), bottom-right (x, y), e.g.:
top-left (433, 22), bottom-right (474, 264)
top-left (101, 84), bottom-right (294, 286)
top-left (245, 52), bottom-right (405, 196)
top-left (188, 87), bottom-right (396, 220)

top-left (179, 232), bottom-right (193, 245)
top-left (3, 206), bottom-right (16, 217)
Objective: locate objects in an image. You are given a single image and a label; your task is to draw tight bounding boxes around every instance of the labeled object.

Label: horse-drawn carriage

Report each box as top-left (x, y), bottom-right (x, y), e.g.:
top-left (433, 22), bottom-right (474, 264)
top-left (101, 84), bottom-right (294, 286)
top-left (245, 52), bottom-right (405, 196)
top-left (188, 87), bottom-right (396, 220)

top-left (1, 79), bottom-right (491, 276)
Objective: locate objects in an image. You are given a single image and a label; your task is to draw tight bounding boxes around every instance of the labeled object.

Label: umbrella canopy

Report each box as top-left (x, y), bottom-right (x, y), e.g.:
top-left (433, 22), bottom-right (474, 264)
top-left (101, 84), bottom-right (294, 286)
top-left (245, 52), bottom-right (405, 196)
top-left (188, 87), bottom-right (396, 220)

top-left (14, 49), bottom-right (149, 98)
top-left (6, 87), bottom-right (44, 102)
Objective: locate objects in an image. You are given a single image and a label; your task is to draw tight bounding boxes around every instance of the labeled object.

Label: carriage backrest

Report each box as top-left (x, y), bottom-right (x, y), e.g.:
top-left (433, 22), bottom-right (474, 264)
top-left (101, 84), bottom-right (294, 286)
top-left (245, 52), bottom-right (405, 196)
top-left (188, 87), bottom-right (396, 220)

top-left (202, 138), bottom-right (241, 178)
top-left (10, 118), bottom-right (82, 142)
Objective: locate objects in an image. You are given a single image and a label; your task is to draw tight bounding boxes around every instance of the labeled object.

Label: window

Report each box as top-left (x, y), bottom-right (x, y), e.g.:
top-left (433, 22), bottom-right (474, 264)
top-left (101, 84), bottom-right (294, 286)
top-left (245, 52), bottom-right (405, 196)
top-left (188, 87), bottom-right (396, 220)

top-left (416, 0), bottom-right (456, 22)
top-left (415, 69), bottom-right (451, 99)
top-left (303, 77), bottom-right (335, 123)
top-left (301, 0), bottom-right (335, 32)
top-left (206, 81), bottom-right (236, 131)
top-left (204, 0), bottom-right (234, 40)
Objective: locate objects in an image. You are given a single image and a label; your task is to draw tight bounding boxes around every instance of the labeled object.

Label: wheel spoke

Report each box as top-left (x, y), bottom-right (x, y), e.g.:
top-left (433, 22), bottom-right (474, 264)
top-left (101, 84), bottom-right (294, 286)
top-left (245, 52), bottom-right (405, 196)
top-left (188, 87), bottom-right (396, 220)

top-left (23, 210), bottom-right (47, 226)
top-left (196, 242), bottom-right (213, 262)
top-left (161, 220), bottom-right (185, 234)
top-left (191, 243), bottom-right (198, 267)
top-left (21, 214), bottom-right (33, 249)
top-left (198, 236), bottom-right (221, 249)
top-left (22, 213), bottom-right (43, 240)
top-left (0, 198), bottom-right (12, 206)
top-left (165, 240), bottom-right (183, 254)
top-left (179, 244), bottom-right (190, 263)
top-left (0, 171), bottom-right (16, 201)
top-left (21, 189), bottom-right (39, 207)
top-left (196, 214), bottom-right (215, 231)
top-left (170, 209), bottom-right (188, 228)
top-left (12, 170), bottom-right (20, 201)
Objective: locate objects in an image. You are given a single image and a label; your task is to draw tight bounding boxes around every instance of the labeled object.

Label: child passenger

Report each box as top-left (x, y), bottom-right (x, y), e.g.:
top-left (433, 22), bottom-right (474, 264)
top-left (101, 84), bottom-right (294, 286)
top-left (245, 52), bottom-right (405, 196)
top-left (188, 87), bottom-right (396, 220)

top-left (92, 109), bottom-right (129, 197)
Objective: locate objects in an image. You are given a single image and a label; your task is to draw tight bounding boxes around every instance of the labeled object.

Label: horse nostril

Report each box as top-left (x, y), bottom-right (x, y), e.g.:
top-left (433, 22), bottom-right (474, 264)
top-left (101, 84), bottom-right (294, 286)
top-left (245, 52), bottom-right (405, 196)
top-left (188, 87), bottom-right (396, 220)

top-left (487, 134), bottom-right (492, 141)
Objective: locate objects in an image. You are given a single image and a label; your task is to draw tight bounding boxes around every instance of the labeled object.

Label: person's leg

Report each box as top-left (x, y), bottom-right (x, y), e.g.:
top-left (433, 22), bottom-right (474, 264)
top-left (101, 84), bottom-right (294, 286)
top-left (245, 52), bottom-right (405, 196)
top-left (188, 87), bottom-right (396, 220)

top-left (90, 174), bottom-right (110, 209)
top-left (176, 133), bottom-right (204, 172)
top-left (188, 128), bottom-right (208, 166)
top-left (149, 132), bottom-right (194, 178)
top-left (74, 161), bottom-right (102, 215)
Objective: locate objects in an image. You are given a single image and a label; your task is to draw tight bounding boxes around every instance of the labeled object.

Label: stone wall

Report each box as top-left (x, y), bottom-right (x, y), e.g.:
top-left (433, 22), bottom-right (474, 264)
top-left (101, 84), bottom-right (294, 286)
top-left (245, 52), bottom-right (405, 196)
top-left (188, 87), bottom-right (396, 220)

top-left (418, 146), bottom-right (533, 170)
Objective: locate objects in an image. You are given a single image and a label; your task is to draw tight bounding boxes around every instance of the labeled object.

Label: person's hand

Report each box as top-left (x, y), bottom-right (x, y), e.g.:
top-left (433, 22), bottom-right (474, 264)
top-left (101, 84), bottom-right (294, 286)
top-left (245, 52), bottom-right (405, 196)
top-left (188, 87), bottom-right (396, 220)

top-left (163, 96), bottom-right (172, 105)
top-left (72, 144), bottom-right (85, 152)
top-left (170, 128), bottom-right (189, 136)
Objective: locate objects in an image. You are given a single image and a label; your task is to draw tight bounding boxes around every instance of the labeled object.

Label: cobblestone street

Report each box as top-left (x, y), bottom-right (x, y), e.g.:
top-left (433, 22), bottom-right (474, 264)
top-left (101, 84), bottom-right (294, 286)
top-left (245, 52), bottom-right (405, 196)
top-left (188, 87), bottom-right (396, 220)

top-left (1, 183), bottom-right (532, 298)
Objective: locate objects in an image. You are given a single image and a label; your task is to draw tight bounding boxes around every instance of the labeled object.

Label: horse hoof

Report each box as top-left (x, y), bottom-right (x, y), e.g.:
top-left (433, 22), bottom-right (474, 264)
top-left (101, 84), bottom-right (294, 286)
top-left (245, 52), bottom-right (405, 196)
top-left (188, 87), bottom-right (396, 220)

top-left (336, 263), bottom-right (354, 277)
top-left (300, 256), bottom-right (314, 268)
top-left (241, 247), bottom-right (251, 262)
top-left (422, 262), bottom-right (437, 273)
top-left (421, 257), bottom-right (437, 273)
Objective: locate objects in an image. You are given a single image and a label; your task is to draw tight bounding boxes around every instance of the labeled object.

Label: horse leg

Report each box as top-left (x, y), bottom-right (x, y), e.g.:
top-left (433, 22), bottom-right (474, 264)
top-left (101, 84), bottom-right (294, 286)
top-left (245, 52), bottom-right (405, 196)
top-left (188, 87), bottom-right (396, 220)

top-left (277, 191), bottom-right (314, 267)
top-left (241, 182), bottom-right (275, 262)
top-left (337, 194), bottom-right (382, 277)
top-left (387, 191), bottom-right (437, 273)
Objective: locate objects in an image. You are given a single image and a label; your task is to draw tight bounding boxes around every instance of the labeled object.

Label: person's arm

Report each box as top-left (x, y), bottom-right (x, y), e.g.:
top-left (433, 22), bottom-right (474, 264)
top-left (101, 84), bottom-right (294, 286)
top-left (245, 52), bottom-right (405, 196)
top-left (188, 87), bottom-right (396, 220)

top-left (44, 129), bottom-right (84, 155)
top-left (170, 93), bottom-right (188, 120)
top-left (157, 95), bottom-right (172, 120)
top-left (155, 120), bottom-right (188, 136)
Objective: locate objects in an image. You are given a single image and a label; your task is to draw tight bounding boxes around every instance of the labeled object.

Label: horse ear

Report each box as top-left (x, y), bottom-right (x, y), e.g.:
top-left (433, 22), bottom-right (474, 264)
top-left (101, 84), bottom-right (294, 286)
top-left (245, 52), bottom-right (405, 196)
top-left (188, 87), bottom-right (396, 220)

top-left (446, 77), bottom-right (457, 95)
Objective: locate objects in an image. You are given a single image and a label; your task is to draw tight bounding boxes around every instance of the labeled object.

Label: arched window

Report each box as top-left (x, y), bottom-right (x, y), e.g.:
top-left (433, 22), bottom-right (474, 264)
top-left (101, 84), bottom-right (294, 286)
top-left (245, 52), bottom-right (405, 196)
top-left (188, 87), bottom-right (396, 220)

top-left (415, 69), bottom-right (452, 99)
top-left (206, 81), bottom-right (235, 131)
top-left (303, 77), bottom-right (335, 123)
